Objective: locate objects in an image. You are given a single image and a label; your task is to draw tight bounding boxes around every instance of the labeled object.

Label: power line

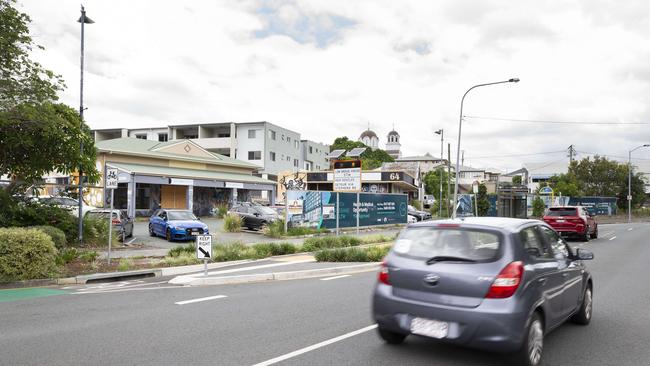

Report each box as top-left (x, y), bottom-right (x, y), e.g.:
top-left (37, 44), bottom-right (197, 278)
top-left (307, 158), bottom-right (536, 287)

top-left (464, 116), bottom-right (650, 125)
top-left (465, 150), bottom-right (566, 159)
top-left (576, 150), bottom-right (650, 161)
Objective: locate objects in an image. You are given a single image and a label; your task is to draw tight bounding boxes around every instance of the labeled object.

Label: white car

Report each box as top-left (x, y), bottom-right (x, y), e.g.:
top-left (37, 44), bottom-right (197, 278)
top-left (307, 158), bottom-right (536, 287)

top-left (407, 214), bottom-right (418, 224)
top-left (38, 196), bottom-right (96, 217)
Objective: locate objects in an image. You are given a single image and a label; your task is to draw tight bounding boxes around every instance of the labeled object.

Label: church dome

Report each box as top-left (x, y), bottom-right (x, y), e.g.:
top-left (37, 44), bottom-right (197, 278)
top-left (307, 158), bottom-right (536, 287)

top-left (360, 129), bottom-right (378, 139)
top-left (388, 130), bottom-right (399, 137)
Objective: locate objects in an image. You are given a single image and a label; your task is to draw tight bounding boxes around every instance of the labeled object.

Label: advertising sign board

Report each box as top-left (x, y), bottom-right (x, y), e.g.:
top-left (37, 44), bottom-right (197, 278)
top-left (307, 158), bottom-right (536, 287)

top-left (334, 160), bottom-right (362, 192)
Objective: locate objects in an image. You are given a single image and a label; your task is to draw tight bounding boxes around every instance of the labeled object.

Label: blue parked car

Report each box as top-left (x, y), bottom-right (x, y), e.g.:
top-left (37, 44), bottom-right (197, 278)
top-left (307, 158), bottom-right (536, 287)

top-left (149, 209), bottom-right (209, 242)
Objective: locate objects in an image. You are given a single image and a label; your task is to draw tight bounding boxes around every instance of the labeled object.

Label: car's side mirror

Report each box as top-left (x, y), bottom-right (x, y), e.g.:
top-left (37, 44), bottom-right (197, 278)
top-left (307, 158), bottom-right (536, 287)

top-left (575, 248), bottom-right (594, 260)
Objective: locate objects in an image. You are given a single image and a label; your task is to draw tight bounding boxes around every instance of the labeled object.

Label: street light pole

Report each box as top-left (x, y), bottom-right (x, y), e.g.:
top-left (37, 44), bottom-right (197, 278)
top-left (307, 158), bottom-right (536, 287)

top-left (435, 129), bottom-right (444, 218)
top-left (628, 144), bottom-right (650, 223)
top-left (77, 6), bottom-right (94, 244)
top-left (452, 78), bottom-right (519, 219)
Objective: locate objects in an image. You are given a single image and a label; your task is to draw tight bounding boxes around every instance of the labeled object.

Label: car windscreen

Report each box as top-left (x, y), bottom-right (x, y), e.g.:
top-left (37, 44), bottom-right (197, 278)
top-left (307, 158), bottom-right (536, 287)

top-left (546, 208), bottom-right (577, 216)
top-left (257, 206), bottom-right (277, 215)
top-left (168, 211), bottom-right (198, 221)
top-left (393, 227), bottom-right (501, 262)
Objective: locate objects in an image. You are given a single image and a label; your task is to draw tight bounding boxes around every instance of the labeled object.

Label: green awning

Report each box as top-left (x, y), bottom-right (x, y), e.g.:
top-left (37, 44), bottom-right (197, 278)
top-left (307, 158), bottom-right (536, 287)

top-left (106, 162), bottom-right (275, 185)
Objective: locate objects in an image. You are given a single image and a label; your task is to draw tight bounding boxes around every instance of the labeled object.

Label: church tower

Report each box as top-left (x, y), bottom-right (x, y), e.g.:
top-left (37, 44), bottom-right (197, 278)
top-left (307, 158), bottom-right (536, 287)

top-left (385, 126), bottom-right (401, 159)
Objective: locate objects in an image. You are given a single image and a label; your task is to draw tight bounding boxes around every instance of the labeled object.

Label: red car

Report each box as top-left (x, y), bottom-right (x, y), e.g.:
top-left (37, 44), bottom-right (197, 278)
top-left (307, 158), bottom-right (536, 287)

top-left (543, 206), bottom-right (598, 241)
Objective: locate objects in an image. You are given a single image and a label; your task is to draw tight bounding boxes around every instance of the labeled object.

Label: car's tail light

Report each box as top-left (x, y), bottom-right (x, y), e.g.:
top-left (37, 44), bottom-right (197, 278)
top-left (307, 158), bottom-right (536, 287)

top-left (112, 219), bottom-right (121, 225)
top-left (486, 261), bottom-right (523, 299)
top-left (378, 261), bottom-right (390, 285)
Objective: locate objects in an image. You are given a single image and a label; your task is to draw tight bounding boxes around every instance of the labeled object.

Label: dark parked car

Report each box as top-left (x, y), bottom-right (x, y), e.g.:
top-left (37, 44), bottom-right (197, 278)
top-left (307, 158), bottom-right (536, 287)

top-left (408, 205), bottom-right (432, 221)
top-left (229, 204), bottom-right (279, 230)
top-left (149, 209), bottom-right (209, 242)
top-left (85, 209), bottom-right (133, 241)
top-left (543, 206), bottom-right (598, 241)
top-left (373, 217), bottom-right (594, 366)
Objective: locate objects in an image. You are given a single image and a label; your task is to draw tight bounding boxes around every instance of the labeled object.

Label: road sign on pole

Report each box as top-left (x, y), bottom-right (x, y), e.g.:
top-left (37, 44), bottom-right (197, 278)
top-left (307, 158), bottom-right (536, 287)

top-left (334, 160), bottom-right (362, 192)
top-left (105, 167), bottom-right (119, 265)
top-left (196, 235), bottom-right (212, 276)
top-left (106, 168), bottom-right (119, 189)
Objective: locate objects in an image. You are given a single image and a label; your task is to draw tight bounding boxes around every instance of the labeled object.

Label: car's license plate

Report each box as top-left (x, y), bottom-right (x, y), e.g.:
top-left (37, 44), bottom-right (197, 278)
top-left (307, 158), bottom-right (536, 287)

top-left (556, 219), bottom-right (565, 223)
top-left (191, 231), bottom-right (200, 236)
top-left (410, 317), bottom-right (448, 339)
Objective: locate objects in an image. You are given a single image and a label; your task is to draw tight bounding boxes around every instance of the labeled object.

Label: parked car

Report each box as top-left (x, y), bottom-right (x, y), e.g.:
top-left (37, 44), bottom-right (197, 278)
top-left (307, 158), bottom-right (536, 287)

top-left (407, 214), bottom-right (418, 224)
top-left (148, 209), bottom-right (209, 242)
top-left (408, 205), bottom-right (432, 221)
top-left (543, 206), bottom-right (598, 241)
top-left (38, 196), bottom-right (96, 217)
top-left (373, 217), bottom-right (594, 366)
top-left (85, 209), bottom-right (133, 241)
top-left (229, 203), bottom-right (279, 230)
top-left (422, 195), bottom-right (436, 209)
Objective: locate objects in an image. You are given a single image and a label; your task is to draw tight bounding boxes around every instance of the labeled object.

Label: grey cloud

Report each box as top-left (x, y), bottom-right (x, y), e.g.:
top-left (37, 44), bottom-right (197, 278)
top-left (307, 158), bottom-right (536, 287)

top-left (394, 39), bottom-right (432, 56)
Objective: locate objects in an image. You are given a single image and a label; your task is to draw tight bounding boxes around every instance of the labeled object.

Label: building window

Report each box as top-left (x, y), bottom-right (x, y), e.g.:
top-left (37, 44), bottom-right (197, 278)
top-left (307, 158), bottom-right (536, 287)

top-left (287, 136), bottom-right (291, 143)
top-left (294, 159), bottom-right (299, 167)
top-left (287, 156), bottom-right (291, 162)
top-left (309, 146), bottom-right (313, 154)
top-left (295, 141), bottom-right (299, 149)
top-left (270, 152), bottom-right (276, 161)
top-left (269, 130), bottom-right (276, 140)
top-left (281, 134), bottom-right (285, 141)
top-left (304, 161), bottom-right (313, 170)
top-left (316, 165), bottom-right (320, 170)
top-left (248, 129), bottom-right (257, 139)
top-left (135, 134), bottom-right (146, 140)
top-left (184, 134), bottom-right (198, 139)
top-left (158, 133), bottom-right (168, 142)
top-left (248, 151), bottom-right (261, 160)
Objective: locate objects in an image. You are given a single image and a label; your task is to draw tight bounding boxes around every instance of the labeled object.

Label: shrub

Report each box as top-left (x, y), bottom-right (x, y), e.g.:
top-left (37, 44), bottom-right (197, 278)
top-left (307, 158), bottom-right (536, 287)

top-left (223, 214), bottom-right (242, 232)
top-left (263, 219), bottom-right (286, 238)
top-left (168, 243), bottom-right (195, 257)
top-left (0, 190), bottom-right (78, 243)
top-left (162, 253), bottom-right (200, 267)
top-left (359, 234), bottom-right (393, 244)
top-left (79, 251), bottom-right (99, 263)
top-left (117, 258), bottom-right (135, 271)
top-left (252, 242), bottom-right (298, 258)
top-left (286, 226), bottom-right (329, 236)
top-left (0, 228), bottom-right (59, 281)
top-left (315, 245), bottom-right (390, 262)
top-left (532, 196), bottom-right (545, 218)
top-left (212, 242), bottom-right (254, 261)
top-left (56, 247), bottom-right (79, 265)
top-left (302, 235), bottom-right (361, 252)
top-left (29, 225), bottom-right (67, 249)
top-left (410, 200), bottom-right (422, 210)
top-left (216, 204), bottom-right (229, 219)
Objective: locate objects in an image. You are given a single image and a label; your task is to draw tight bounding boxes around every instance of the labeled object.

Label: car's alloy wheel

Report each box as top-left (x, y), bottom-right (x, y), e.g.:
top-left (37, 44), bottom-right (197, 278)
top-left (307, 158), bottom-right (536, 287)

top-left (166, 229), bottom-right (172, 242)
top-left (149, 225), bottom-right (155, 237)
top-left (591, 226), bottom-right (598, 239)
top-left (528, 318), bottom-right (544, 366)
top-left (571, 287), bottom-right (593, 325)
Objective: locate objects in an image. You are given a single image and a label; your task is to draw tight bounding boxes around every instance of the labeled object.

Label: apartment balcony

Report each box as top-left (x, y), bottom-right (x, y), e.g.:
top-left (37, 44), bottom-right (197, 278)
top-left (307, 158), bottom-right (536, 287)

top-left (193, 137), bottom-right (233, 150)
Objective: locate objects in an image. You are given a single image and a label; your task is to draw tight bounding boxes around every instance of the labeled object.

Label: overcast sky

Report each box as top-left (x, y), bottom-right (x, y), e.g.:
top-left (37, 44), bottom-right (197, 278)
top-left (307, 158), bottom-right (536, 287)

top-left (19, 0), bottom-right (650, 172)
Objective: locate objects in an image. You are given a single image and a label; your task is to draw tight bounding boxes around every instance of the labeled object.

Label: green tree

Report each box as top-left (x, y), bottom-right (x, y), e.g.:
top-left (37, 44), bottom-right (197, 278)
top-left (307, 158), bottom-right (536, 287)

top-left (547, 173), bottom-right (580, 197)
top-left (0, 1), bottom-right (98, 188)
top-left (512, 175), bottom-right (522, 185)
top-left (330, 136), bottom-right (394, 170)
top-left (476, 183), bottom-right (490, 216)
top-left (1, 0), bottom-right (64, 109)
top-left (532, 196), bottom-right (545, 217)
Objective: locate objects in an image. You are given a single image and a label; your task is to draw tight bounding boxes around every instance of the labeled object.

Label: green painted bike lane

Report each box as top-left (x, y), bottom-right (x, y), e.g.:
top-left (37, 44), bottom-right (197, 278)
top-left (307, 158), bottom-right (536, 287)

top-left (0, 288), bottom-right (69, 303)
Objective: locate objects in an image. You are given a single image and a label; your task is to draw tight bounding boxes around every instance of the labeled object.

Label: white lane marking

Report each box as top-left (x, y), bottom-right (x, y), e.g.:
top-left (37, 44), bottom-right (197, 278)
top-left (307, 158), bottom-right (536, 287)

top-left (175, 295), bottom-right (227, 305)
top-left (74, 286), bottom-right (181, 295)
top-left (609, 236), bottom-right (617, 241)
top-left (252, 324), bottom-right (377, 366)
top-left (320, 275), bottom-right (351, 281)
top-left (126, 237), bottom-right (137, 244)
top-left (601, 231), bottom-right (614, 237)
top-left (627, 228), bottom-right (634, 231)
top-left (186, 259), bottom-right (315, 278)
top-left (75, 280), bottom-right (169, 293)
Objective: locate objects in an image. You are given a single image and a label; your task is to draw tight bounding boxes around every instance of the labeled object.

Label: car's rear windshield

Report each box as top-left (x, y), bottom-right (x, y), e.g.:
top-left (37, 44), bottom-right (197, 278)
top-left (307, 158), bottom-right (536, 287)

top-left (168, 211), bottom-right (197, 220)
top-left (393, 227), bottom-right (501, 262)
top-left (546, 208), bottom-right (577, 216)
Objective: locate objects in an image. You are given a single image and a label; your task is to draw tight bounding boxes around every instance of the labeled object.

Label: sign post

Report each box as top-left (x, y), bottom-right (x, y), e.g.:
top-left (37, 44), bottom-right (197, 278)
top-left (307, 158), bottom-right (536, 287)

top-left (472, 182), bottom-right (479, 217)
top-left (333, 160), bottom-right (362, 234)
top-left (196, 235), bottom-right (212, 276)
top-left (105, 168), bottom-right (119, 265)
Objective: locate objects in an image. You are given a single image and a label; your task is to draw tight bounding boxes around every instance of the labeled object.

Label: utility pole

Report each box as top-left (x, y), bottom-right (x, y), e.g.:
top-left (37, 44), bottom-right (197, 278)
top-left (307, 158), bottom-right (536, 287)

top-left (461, 150), bottom-right (465, 167)
top-left (435, 129), bottom-right (444, 218)
top-left (567, 145), bottom-right (575, 164)
top-left (447, 143), bottom-right (451, 217)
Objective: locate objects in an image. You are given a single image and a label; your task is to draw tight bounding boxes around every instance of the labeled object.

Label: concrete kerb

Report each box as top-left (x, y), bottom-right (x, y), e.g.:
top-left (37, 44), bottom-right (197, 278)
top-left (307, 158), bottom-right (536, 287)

top-left (173, 262), bottom-right (381, 286)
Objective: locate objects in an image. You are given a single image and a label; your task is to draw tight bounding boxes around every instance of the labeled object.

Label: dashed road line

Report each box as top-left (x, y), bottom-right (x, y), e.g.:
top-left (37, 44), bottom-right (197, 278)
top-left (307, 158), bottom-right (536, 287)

top-left (175, 295), bottom-right (227, 305)
top-left (251, 324), bottom-right (377, 366)
top-left (609, 236), bottom-right (617, 241)
top-left (627, 228), bottom-right (634, 231)
top-left (126, 237), bottom-right (138, 244)
top-left (320, 275), bottom-right (351, 281)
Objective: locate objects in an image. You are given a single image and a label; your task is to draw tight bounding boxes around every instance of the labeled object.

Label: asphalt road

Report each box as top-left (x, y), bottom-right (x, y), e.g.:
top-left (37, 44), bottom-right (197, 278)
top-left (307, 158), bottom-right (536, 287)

top-left (1, 222), bottom-right (648, 366)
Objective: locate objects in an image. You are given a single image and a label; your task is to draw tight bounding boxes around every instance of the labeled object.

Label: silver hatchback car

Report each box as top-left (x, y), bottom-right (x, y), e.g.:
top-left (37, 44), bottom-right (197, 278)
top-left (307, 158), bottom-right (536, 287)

top-left (372, 217), bottom-right (594, 366)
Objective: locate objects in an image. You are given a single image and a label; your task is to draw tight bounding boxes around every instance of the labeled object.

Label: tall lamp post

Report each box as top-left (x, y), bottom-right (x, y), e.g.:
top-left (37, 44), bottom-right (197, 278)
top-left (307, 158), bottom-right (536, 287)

top-left (452, 78), bottom-right (519, 219)
top-left (628, 144), bottom-right (649, 223)
top-left (77, 6), bottom-right (94, 244)
top-left (435, 129), bottom-right (444, 218)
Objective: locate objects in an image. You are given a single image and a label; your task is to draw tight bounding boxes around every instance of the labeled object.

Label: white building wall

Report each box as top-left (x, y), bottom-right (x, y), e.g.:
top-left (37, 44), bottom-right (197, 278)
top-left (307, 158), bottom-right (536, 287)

top-left (235, 123), bottom-right (266, 170)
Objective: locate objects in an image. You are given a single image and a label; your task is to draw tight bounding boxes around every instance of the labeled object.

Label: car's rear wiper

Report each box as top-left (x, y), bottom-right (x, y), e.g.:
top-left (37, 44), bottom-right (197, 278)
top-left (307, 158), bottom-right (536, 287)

top-left (425, 256), bottom-right (477, 265)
